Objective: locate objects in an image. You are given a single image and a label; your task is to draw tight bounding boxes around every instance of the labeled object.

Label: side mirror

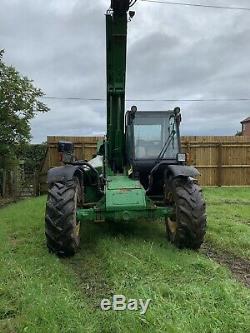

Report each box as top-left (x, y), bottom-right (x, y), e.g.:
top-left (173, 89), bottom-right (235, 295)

top-left (127, 105), bottom-right (137, 125)
top-left (174, 107), bottom-right (182, 125)
top-left (58, 141), bottom-right (74, 163)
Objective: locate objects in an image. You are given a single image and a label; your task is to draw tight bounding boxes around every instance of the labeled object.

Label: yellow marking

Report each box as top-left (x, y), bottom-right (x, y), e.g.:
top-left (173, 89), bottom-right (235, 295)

top-left (167, 218), bottom-right (177, 234)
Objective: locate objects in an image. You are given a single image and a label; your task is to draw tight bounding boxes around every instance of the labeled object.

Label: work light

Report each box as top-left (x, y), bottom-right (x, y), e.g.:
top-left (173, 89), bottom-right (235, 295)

top-left (177, 153), bottom-right (186, 162)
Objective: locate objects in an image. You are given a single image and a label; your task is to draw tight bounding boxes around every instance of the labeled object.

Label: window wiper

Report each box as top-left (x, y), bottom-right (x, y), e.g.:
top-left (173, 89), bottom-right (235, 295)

top-left (155, 129), bottom-right (176, 164)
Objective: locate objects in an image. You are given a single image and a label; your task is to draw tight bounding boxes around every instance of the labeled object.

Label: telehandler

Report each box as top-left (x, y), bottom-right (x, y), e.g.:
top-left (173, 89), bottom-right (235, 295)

top-left (45, 0), bottom-right (206, 256)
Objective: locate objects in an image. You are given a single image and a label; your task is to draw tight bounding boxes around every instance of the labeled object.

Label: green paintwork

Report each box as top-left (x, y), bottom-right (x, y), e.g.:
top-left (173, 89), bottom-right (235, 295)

top-left (107, 176), bottom-right (141, 190)
top-left (77, 205), bottom-right (172, 223)
top-left (106, 176), bottom-right (146, 211)
top-left (77, 2), bottom-right (174, 225)
top-left (106, 5), bottom-right (128, 172)
top-left (77, 173), bottom-right (173, 223)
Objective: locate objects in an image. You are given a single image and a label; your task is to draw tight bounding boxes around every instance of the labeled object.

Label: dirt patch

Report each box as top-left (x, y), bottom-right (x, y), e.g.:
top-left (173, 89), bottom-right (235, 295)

top-left (8, 234), bottom-right (26, 249)
top-left (0, 198), bottom-right (26, 209)
top-left (0, 198), bottom-right (16, 208)
top-left (207, 199), bottom-right (250, 206)
top-left (235, 220), bottom-right (250, 226)
top-left (62, 224), bottom-right (114, 308)
top-left (201, 243), bottom-right (250, 288)
top-left (65, 251), bottom-right (114, 308)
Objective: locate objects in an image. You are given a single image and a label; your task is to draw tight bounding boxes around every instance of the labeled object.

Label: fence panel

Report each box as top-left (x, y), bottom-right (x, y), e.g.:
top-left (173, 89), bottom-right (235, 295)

top-left (39, 136), bottom-right (102, 193)
top-left (39, 135), bottom-right (250, 189)
top-left (181, 136), bottom-right (250, 186)
top-left (0, 168), bottom-right (38, 199)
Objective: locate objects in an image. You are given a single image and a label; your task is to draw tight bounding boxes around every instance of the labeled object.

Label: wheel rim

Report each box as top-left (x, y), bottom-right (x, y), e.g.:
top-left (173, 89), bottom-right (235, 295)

top-left (167, 217), bottom-right (177, 235)
top-left (165, 188), bottom-right (177, 240)
top-left (74, 185), bottom-right (81, 238)
top-left (75, 222), bottom-right (80, 237)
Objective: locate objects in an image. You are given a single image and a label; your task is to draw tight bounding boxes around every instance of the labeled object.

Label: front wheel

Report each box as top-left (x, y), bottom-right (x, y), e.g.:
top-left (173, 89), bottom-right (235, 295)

top-left (165, 177), bottom-right (206, 250)
top-left (45, 178), bottom-right (81, 257)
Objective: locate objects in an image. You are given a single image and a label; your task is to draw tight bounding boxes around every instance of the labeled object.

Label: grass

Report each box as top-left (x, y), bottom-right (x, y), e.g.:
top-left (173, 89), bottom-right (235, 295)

top-left (204, 187), bottom-right (250, 259)
top-left (0, 188), bottom-right (249, 333)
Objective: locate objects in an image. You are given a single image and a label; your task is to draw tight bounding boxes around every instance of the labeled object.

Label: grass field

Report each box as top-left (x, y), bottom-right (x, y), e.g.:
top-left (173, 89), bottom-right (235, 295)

top-left (0, 188), bottom-right (249, 333)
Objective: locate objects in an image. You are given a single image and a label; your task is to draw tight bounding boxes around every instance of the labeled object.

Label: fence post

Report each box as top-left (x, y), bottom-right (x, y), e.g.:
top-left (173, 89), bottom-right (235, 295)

top-left (2, 170), bottom-right (7, 198)
top-left (12, 170), bottom-right (17, 202)
top-left (33, 171), bottom-right (39, 196)
top-left (217, 143), bottom-right (223, 187)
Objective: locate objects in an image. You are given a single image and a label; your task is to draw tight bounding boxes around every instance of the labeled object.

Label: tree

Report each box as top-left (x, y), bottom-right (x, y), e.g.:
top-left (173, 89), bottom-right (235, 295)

top-left (15, 143), bottom-right (47, 172)
top-left (0, 50), bottom-right (49, 167)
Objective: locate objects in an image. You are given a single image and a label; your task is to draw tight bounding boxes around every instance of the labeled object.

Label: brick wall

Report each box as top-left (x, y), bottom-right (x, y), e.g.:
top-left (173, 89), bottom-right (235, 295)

top-left (242, 122), bottom-right (250, 136)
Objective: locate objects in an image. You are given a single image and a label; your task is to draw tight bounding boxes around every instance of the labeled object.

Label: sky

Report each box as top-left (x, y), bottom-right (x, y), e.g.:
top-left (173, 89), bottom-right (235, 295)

top-left (1, 0), bottom-right (250, 143)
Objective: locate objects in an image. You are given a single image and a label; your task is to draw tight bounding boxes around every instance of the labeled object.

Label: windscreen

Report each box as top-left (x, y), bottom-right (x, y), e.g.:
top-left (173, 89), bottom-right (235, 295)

top-left (133, 113), bottom-right (179, 159)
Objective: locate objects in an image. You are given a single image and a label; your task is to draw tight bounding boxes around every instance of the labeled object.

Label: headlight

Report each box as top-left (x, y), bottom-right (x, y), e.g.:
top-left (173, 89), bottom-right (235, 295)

top-left (177, 153), bottom-right (186, 162)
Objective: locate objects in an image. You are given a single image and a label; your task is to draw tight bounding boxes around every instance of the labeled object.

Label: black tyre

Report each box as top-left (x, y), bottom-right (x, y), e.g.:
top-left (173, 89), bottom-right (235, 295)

top-left (45, 178), bottom-right (81, 257)
top-left (165, 177), bottom-right (206, 250)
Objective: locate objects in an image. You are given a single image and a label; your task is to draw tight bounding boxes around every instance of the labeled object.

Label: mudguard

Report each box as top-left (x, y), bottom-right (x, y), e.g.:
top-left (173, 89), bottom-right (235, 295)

top-left (47, 165), bottom-right (83, 185)
top-left (167, 165), bottom-right (200, 178)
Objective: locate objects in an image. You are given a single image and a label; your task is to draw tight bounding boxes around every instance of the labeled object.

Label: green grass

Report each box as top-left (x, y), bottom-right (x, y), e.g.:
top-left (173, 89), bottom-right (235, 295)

top-left (0, 189), bottom-right (249, 333)
top-left (204, 187), bottom-right (250, 259)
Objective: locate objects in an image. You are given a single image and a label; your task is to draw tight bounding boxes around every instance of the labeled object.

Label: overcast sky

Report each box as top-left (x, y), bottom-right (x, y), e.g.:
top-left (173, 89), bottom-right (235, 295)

top-left (1, 0), bottom-right (250, 142)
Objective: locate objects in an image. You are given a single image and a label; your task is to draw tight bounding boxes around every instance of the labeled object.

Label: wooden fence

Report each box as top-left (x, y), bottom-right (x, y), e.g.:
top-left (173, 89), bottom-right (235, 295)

top-left (39, 136), bottom-right (102, 193)
top-left (181, 136), bottom-right (250, 186)
top-left (39, 135), bottom-right (250, 189)
top-left (0, 169), bottom-right (38, 199)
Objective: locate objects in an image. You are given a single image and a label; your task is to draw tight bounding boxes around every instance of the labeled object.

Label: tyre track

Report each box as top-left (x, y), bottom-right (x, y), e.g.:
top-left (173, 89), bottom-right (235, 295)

top-left (201, 242), bottom-right (250, 288)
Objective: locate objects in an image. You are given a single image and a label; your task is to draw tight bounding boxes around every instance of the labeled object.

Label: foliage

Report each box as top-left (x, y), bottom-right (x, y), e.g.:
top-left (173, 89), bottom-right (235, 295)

top-left (0, 50), bottom-right (49, 165)
top-left (15, 144), bottom-right (47, 172)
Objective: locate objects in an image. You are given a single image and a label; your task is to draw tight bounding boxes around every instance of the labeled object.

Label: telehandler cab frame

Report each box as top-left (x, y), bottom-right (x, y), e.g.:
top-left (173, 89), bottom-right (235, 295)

top-left (45, 0), bottom-right (206, 257)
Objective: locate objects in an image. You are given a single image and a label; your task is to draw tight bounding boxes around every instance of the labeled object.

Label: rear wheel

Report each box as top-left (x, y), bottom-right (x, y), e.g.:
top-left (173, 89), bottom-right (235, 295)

top-left (45, 178), bottom-right (81, 257)
top-left (165, 177), bottom-right (206, 250)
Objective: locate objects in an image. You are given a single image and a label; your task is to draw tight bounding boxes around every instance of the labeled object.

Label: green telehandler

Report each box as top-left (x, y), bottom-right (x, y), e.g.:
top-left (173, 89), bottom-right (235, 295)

top-left (45, 0), bottom-right (206, 257)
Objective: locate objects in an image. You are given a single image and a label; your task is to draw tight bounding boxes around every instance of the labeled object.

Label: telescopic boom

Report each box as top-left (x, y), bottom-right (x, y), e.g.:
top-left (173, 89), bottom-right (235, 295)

top-left (106, 0), bottom-right (135, 172)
